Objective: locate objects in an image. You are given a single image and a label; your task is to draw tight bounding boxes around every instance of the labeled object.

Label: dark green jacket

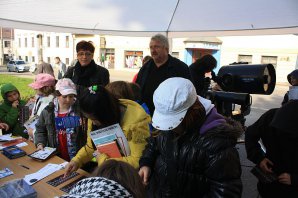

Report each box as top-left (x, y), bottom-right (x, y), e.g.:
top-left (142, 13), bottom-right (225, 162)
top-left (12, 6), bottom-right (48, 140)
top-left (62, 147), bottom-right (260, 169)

top-left (0, 83), bottom-right (28, 138)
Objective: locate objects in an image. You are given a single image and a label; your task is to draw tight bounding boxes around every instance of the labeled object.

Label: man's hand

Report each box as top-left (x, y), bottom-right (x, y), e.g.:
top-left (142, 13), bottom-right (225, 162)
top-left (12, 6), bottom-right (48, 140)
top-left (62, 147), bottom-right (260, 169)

top-left (138, 166), bottom-right (151, 186)
top-left (259, 158), bottom-right (274, 173)
top-left (278, 173), bottom-right (291, 185)
top-left (64, 161), bottom-right (79, 178)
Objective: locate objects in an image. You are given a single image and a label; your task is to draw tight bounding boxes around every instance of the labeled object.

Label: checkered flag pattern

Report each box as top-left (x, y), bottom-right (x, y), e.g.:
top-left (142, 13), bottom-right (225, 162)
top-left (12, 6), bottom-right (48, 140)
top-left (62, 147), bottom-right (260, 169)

top-left (59, 177), bottom-right (133, 198)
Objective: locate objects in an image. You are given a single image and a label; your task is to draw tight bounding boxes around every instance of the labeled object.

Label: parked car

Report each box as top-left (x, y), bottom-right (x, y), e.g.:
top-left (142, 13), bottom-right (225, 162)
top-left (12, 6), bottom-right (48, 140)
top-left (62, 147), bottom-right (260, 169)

top-left (7, 60), bottom-right (31, 72)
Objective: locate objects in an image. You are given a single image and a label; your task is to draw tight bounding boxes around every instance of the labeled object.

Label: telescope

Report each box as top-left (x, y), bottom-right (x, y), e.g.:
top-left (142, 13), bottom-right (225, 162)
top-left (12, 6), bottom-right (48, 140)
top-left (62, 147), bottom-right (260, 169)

top-left (206, 63), bottom-right (276, 126)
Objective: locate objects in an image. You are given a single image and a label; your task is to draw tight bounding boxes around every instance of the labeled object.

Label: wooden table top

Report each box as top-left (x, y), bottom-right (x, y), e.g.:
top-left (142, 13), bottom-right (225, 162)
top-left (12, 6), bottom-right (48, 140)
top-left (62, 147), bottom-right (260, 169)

top-left (0, 140), bottom-right (89, 198)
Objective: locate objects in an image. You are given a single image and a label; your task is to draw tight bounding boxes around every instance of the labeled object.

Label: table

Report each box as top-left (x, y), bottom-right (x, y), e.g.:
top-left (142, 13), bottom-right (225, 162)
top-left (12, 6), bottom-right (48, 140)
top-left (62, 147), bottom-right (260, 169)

top-left (0, 140), bottom-right (89, 197)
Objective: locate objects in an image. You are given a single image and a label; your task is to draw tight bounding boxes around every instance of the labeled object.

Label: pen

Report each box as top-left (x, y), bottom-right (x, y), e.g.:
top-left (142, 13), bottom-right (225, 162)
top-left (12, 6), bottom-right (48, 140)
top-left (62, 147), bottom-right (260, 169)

top-left (18, 163), bottom-right (30, 170)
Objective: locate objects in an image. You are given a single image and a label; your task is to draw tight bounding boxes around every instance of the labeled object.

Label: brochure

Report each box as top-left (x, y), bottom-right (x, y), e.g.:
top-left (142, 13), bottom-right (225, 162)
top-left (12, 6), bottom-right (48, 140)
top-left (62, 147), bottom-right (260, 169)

top-left (28, 147), bottom-right (57, 161)
top-left (97, 141), bottom-right (122, 158)
top-left (90, 123), bottom-right (130, 157)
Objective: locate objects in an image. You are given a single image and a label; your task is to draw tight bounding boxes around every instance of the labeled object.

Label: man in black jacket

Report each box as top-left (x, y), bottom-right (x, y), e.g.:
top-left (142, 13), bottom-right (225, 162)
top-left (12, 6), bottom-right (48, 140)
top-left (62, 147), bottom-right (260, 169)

top-left (136, 34), bottom-right (191, 116)
top-left (64, 41), bottom-right (110, 97)
top-left (245, 100), bottom-right (298, 198)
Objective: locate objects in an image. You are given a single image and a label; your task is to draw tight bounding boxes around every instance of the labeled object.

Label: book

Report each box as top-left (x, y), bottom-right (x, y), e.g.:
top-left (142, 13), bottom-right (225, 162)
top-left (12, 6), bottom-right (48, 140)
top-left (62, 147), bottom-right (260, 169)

top-left (0, 138), bottom-right (26, 149)
top-left (90, 123), bottom-right (130, 157)
top-left (96, 140), bottom-right (122, 158)
top-left (28, 147), bottom-right (57, 161)
top-left (2, 145), bottom-right (26, 159)
top-left (0, 179), bottom-right (37, 198)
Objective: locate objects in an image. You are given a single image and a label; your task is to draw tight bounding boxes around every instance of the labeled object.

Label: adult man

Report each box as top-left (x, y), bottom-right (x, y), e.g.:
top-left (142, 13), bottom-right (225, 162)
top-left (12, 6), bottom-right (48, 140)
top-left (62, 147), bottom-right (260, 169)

top-left (64, 40), bottom-right (110, 96)
top-left (245, 100), bottom-right (298, 197)
top-left (35, 60), bottom-right (55, 78)
top-left (136, 34), bottom-right (191, 116)
top-left (54, 57), bottom-right (66, 79)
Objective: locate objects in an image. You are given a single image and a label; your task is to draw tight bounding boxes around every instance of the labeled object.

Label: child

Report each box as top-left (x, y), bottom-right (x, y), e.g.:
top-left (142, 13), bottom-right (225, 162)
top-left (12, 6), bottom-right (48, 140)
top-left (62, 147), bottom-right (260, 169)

top-left (64, 85), bottom-right (150, 177)
top-left (282, 69), bottom-right (298, 105)
top-left (60, 160), bottom-right (145, 198)
top-left (35, 78), bottom-right (86, 161)
top-left (0, 83), bottom-right (28, 138)
top-left (27, 73), bottom-right (56, 139)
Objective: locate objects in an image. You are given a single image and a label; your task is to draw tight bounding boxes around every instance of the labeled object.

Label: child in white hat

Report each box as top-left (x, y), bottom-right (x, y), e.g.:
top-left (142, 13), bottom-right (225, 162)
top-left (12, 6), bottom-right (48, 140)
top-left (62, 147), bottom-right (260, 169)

top-left (35, 78), bottom-right (86, 161)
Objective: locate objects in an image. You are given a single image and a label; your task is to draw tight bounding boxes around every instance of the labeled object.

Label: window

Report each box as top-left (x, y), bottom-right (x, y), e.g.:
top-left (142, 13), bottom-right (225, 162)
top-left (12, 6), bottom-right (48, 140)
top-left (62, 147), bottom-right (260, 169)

top-left (124, 51), bottom-right (143, 68)
top-left (66, 58), bottom-right (69, 65)
top-left (261, 56), bottom-right (277, 68)
top-left (238, 55), bottom-right (252, 64)
top-left (32, 56), bottom-right (35, 62)
top-left (18, 38), bottom-right (21, 47)
top-left (18, 56), bottom-right (22, 60)
top-left (47, 36), bottom-right (51, 47)
top-left (56, 36), bottom-right (59, 47)
top-left (25, 56), bottom-right (28, 62)
top-left (32, 37), bottom-right (35, 47)
top-left (172, 52), bottom-right (179, 59)
top-left (66, 36), bottom-right (69, 48)
top-left (4, 41), bottom-right (11, 48)
top-left (47, 57), bottom-right (51, 63)
top-left (25, 38), bottom-right (27, 47)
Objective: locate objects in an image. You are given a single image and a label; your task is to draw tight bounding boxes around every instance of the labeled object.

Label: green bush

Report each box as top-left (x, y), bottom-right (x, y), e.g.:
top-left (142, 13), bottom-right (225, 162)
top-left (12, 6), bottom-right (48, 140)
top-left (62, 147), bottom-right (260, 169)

top-left (0, 74), bottom-right (35, 102)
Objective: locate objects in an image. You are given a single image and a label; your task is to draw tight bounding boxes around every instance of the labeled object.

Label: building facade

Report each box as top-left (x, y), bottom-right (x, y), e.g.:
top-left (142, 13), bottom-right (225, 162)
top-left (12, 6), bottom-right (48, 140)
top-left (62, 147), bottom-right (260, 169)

top-left (8, 29), bottom-right (298, 82)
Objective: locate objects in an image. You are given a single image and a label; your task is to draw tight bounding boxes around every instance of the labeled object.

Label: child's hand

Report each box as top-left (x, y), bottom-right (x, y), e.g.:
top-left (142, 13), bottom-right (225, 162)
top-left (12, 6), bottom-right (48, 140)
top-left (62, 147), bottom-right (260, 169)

top-left (0, 123), bottom-right (9, 131)
top-left (12, 100), bottom-right (19, 108)
top-left (36, 144), bottom-right (44, 151)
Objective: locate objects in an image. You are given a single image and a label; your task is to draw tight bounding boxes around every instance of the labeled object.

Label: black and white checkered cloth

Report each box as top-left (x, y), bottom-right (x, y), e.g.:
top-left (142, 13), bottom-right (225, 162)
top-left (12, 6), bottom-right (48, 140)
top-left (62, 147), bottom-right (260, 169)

top-left (60, 177), bottom-right (133, 198)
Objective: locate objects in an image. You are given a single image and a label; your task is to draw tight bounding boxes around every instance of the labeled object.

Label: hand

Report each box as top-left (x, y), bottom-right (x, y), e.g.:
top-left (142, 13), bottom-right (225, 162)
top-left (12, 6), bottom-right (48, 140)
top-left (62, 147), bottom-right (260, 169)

top-left (0, 123), bottom-right (9, 131)
top-left (138, 166), bottom-right (151, 186)
top-left (36, 144), bottom-right (44, 151)
top-left (12, 100), bottom-right (19, 108)
top-left (64, 161), bottom-right (79, 178)
top-left (28, 128), bottom-right (34, 139)
top-left (259, 158), bottom-right (274, 173)
top-left (278, 173), bottom-right (291, 185)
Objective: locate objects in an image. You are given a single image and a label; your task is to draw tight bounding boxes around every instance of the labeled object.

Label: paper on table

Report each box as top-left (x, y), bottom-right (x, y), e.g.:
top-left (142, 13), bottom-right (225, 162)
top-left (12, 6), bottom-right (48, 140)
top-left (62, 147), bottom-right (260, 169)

top-left (23, 162), bottom-right (66, 185)
top-left (0, 134), bottom-right (13, 141)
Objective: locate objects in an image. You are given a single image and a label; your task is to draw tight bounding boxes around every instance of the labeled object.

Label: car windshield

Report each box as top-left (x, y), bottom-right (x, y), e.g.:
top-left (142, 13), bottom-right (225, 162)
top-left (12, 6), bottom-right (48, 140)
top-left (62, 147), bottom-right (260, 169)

top-left (16, 61), bottom-right (26, 65)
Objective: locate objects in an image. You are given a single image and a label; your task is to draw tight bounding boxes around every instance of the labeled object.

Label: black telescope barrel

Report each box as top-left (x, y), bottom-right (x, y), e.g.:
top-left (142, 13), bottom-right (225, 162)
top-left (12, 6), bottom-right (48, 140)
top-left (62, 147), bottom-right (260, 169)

top-left (217, 64), bottom-right (276, 95)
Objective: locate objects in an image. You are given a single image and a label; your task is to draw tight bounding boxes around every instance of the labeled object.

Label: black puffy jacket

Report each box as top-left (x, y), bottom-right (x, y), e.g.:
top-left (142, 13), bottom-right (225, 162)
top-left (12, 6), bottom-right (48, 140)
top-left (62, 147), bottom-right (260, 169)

top-left (139, 118), bottom-right (243, 198)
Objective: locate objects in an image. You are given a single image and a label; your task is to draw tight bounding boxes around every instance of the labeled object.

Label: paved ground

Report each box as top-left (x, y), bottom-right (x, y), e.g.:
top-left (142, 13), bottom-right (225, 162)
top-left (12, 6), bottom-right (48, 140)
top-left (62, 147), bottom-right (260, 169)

top-left (0, 65), bottom-right (288, 197)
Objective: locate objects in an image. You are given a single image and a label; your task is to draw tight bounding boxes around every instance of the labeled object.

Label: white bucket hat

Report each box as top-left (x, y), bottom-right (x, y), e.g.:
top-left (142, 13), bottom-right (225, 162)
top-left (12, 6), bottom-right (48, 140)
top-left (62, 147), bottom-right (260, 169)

top-left (152, 77), bottom-right (198, 130)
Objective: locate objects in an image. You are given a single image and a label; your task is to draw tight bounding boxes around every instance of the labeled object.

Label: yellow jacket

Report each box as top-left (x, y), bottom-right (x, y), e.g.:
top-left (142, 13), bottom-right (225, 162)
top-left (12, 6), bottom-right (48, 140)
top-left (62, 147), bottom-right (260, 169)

top-left (72, 99), bottom-right (151, 169)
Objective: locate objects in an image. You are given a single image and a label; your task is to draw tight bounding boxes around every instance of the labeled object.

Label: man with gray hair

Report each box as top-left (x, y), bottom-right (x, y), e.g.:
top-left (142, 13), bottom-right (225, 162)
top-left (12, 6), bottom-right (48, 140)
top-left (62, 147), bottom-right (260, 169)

top-left (136, 34), bottom-right (191, 116)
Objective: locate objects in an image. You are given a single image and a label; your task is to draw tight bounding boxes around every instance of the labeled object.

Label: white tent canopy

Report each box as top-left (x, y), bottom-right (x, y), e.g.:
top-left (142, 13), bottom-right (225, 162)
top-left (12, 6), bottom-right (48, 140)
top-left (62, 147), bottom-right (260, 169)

top-left (0, 0), bottom-right (297, 37)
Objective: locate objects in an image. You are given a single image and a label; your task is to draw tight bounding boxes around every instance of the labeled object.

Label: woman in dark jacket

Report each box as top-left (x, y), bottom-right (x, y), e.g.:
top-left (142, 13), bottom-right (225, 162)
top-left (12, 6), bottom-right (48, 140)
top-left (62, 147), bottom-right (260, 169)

top-left (139, 77), bottom-right (243, 198)
top-left (245, 100), bottom-right (298, 198)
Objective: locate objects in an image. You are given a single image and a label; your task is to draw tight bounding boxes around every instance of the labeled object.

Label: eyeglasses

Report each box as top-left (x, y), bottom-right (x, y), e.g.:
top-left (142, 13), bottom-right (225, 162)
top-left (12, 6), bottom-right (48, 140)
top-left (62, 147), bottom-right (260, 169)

top-left (77, 52), bottom-right (93, 57)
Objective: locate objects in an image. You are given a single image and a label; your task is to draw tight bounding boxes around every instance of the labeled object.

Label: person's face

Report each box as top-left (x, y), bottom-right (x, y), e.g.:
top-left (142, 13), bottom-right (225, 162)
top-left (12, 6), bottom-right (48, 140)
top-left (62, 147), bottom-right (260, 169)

top-left (57, 94), bottom-right (76, 108)
top-left (6, 91), bottom-right (19, 103)
top-left (77, 50), bottom-right (94, 67)
top-left (290, 76), bottom-right (298, 86)
top-left (54, 58), bottom-right (60, 64)
top-left (149, 39), bottom-right (168, 64)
